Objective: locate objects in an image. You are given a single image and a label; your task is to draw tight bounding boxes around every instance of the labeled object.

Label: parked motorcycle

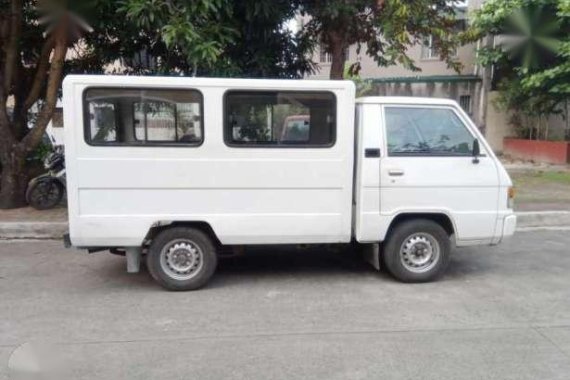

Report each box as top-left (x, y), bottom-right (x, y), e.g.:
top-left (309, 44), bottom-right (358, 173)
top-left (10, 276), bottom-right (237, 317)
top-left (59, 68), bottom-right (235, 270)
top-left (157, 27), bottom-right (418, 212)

top-left (26, 145), bottom-right (66, 210)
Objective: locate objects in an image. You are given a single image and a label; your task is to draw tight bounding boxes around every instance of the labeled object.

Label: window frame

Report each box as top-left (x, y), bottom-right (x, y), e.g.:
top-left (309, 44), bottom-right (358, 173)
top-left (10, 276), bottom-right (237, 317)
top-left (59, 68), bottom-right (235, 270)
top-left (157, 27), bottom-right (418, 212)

top-left (459, 95), bottom-right (472, 114)
top-left (382, 105), bottom-right (480, 157)
top-left (223, 89), bottom-right (337, 149)
top-left (82, 87), bottom-right (205, 147)
top-left (421, 35), bottom-right (438, 60)
top-left (319, 47), bottom-right (332, 63)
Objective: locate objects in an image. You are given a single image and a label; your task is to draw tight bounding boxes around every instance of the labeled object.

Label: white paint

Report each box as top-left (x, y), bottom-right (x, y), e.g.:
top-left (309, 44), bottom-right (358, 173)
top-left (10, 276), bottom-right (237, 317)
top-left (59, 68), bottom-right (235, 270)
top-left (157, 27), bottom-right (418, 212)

top-left (63, 75), bottom-right (516, 249)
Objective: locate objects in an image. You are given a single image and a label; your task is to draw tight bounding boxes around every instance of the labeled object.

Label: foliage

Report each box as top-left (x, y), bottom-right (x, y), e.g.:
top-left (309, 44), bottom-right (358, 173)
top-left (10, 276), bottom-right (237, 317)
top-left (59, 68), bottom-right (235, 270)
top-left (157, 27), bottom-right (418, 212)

top-left (494, 78), bottom-right (563, 140)
top-left (300, 0), bottom-right (463, 79)
top-left (118, 0), bottom-right (236, 74)
top-left (468, 0), bottom-right (570, 140)
top-left (521, 3), bottom-right (570, 95)
top-left (116, 0), bottom-right (313, 78)
top-left (211, 0), bottom-right (314, 78)
top-left (343, 64), bottom-right (373, 97)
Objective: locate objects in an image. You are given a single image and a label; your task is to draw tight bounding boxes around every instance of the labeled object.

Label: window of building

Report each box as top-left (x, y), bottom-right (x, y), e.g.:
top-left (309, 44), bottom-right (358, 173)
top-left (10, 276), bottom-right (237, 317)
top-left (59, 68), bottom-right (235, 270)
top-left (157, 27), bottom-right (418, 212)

top-left (459, 95), bottom-right (472, 114)
top-left (319, 47), bottom-right (332, 63)
top-left (319, 46), bottom-right (350, 63)
top-left (385, 107), bottom-right (474, 156)
top-left (84, 88), bottom-right (203, 145)
top-left (224, 91), bottom-right (336, 147)
top-left (421, 35), bottom-right (438, 60)
top-left (421, 20), bottom-right (465, 60)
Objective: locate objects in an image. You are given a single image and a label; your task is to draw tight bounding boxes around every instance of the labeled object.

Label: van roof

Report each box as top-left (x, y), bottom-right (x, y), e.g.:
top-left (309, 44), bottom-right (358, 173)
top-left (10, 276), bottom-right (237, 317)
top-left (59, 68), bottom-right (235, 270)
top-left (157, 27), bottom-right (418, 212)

top-left (63, 75), bottom-right (356, 91)
top-left (356, 96), bottom-right (458, 106)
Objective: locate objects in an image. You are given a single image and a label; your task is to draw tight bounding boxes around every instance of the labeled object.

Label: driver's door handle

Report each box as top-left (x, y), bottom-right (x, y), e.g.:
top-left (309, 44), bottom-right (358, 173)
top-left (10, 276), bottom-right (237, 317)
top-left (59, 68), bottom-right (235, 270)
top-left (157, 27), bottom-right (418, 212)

top-left (388, 169), bottom-right (405, 176)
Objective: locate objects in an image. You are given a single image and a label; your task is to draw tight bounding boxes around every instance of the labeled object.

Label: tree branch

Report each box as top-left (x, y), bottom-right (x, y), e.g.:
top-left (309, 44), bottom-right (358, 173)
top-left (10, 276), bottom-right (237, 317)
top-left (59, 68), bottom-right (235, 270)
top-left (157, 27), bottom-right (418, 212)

top-left (3, 0), bottom-right (23, 93)
top-left (23, 36), bottom-right (55, 111)
top-left (20, 31), bottom-right (67, 152)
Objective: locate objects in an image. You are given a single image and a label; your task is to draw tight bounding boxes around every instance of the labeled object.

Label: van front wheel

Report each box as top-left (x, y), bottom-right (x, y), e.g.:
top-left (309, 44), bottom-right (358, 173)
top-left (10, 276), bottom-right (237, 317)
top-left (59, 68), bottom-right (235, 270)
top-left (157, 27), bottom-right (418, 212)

top-left (147, 227), bottom-right (217, 291)
top-left (383, 219), bottom-right (450, 283)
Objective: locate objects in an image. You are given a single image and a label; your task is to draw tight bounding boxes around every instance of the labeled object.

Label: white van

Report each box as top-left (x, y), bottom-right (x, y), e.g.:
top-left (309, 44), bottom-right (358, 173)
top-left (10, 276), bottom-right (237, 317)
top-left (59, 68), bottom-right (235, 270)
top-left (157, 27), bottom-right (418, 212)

top-left (62, 75), bottom-right (516, 290)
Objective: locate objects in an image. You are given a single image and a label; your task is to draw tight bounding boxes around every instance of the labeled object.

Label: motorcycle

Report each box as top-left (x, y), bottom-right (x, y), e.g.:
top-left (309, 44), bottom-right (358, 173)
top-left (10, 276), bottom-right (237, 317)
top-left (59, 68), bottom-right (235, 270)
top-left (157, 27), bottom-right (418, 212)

top-left (26, 145), bottom-right (66, 210)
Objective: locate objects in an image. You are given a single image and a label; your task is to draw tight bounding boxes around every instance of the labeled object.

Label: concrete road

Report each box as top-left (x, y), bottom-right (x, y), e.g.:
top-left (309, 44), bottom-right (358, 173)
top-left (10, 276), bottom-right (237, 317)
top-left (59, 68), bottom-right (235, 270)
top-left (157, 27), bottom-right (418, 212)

top-left (1, 231), bottom-right (570, 379)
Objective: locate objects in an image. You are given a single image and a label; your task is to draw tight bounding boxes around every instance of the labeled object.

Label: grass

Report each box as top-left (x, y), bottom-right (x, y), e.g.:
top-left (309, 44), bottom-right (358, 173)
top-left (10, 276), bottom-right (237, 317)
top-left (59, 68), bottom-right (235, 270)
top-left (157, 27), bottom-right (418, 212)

top-left (511, 170), bottom-right (570, 186)
top-left (509, 169), bottom-right (570, 204)
top-left (538, 171), bottom-right (570, 184)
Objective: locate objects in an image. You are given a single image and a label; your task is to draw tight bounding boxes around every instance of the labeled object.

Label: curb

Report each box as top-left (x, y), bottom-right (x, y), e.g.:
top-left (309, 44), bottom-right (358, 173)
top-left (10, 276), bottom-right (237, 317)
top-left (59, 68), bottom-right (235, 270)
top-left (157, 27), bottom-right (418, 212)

top-left (516, 211), bottom-right (570, 228)
top-left (0, 222), bottom-right (68, 240)
top-left (1, 211), bottom-right (569, 240)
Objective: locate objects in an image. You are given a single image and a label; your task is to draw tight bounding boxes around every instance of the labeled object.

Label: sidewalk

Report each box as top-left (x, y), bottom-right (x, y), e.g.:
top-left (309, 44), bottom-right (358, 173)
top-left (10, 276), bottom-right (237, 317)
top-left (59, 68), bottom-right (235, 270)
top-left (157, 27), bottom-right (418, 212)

top-left (0, 206), bottom-right (67, 239)
top-left (1, 203), bottom-right (568, 239)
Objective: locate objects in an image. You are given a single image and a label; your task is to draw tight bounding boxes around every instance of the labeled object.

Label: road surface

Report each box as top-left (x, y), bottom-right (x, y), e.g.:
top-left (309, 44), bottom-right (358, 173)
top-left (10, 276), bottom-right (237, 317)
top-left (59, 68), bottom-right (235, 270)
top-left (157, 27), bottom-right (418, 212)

top-left (1, 231), bottom-right (570, 379)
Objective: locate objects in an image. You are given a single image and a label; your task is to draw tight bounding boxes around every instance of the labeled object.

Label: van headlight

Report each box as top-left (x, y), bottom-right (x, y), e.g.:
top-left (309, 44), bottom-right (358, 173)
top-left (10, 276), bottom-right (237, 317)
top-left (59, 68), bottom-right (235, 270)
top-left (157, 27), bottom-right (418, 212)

top-left (508, 187), bottom-right (516, 209)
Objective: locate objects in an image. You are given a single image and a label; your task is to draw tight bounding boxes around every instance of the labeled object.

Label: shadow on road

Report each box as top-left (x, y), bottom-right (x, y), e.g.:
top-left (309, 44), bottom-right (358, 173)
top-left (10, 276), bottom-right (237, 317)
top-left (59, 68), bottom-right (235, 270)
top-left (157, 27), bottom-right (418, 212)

top-left (100, 244), bottom-right (497, 290)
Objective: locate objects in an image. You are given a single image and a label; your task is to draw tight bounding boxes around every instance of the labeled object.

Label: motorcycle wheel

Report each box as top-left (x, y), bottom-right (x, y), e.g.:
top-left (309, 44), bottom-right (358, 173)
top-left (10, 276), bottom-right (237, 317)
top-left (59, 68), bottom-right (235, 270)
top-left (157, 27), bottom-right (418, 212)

top-left (26, 180), bottom-right (64, 210)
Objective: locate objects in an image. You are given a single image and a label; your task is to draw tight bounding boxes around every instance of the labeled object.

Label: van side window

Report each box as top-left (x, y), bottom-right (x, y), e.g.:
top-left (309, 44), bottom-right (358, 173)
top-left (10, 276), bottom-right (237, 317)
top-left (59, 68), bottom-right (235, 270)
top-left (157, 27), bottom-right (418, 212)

top-left (87, 101), bottom-right (117, 142)
top-left (224, 91), bottom-right (336, 147)
top-left (385, 107), bottom-right (474, 156)
top-left (84, 88), bottom-right (203, 145)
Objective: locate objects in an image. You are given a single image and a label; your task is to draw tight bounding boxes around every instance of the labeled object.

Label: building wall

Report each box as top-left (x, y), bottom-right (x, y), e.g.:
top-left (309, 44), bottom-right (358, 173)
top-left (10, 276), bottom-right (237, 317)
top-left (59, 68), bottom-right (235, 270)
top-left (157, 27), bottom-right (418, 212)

top-left (484, 92), bottom-right (570, 153)
top-left (546, 111), bottom-right (570, 141)
top-left (309, 43), bottom-right (479, 80)
top-left (370, 80), bottom-right (483, 126)
top-left (485, 91), bottom-right (512, 152)
top-left (303, 0), bottom-right (483, 80)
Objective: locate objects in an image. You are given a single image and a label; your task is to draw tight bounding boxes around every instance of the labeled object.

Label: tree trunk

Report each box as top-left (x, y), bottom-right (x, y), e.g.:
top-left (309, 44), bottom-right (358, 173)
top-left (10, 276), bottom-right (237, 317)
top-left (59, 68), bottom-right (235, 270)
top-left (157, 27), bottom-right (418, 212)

top-left (328, 34), bottom-right (346, 80)
top-left (325, 30), bottom-right (348, 79)
top-left (477, 35), bottom-right (493, 133)
top-left (0, 149), bottom-right (28, 209)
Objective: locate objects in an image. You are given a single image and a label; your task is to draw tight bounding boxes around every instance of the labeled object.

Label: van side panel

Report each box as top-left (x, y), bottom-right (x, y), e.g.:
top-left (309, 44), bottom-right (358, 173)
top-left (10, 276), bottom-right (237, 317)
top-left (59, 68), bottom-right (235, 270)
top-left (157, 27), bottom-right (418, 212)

top-left (63, 76), bottom-right (356, 246)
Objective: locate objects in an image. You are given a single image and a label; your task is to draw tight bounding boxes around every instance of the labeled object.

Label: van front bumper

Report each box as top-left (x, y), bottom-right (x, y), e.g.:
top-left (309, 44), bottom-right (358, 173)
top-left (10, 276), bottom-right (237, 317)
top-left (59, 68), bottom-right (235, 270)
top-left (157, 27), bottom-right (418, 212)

top-left (491, 213), bottom-right (517, 245)
top-left (502, 214), bottom-right (517, 240)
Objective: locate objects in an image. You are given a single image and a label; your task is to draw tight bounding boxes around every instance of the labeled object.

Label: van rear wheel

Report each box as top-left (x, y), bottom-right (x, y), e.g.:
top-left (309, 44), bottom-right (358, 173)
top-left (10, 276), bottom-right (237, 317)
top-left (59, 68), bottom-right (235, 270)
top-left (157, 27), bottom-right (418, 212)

top-left (147, 227), bottom-right (217, 291)
top-left (383, 219), bottom-right (450, 283)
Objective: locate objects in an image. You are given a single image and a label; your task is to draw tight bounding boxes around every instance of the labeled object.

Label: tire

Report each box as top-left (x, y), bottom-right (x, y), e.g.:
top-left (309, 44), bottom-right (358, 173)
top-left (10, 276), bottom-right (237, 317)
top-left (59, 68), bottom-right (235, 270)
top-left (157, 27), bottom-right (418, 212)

top-left (382, 219), bottom-right (451, 283)
top-left (26, 179), bottom-right (64, 210)
top-left (147, 227), bottom-right (217, 291)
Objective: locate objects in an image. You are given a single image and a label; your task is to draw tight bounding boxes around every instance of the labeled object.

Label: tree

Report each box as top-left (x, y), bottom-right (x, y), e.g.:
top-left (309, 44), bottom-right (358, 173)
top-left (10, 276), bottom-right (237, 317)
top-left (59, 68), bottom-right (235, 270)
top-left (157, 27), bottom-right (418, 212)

top-left (521, 2), bottom-right (570, 96)
top-left (0, 0), bottom-right (91, 208)
top-left (211, 0), bottom-right (314, 78)
top-left (0, 0), bottom-right (312, 209)
top-left (299, 0), bottom-right (463, 79)
top-left (117, 0), bottom-right (236, 76)
top-left (119, 0), bottom-right (314, 78)
top-left (467, 0), bottom-right (570, 140)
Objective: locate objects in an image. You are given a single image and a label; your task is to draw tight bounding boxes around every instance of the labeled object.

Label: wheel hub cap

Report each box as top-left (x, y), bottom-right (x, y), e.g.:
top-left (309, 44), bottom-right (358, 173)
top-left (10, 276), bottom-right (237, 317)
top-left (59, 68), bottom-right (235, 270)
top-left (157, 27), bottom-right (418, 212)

top-left (399, 233), bottom-right (440, 273)
top-left (160, 241), bottom-right (203, 280)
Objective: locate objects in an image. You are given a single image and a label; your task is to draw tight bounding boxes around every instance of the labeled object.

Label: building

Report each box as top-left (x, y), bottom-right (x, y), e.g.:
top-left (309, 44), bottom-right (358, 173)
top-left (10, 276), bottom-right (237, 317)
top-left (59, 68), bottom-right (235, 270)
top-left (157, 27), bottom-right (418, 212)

top-left (301, 1), bottom-right (487, 129)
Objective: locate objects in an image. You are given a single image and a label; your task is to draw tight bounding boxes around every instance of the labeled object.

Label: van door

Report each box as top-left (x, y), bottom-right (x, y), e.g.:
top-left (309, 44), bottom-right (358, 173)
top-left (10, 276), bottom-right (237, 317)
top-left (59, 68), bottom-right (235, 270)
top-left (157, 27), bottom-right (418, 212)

top-left (380, 105), bottom-right (499, 242)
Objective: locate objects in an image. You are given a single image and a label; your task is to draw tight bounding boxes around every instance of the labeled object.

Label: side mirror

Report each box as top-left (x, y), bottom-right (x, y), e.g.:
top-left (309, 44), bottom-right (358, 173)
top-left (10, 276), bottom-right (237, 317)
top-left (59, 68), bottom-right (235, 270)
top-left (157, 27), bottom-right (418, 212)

top-left (472, 139), bottom-right (480, 164)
